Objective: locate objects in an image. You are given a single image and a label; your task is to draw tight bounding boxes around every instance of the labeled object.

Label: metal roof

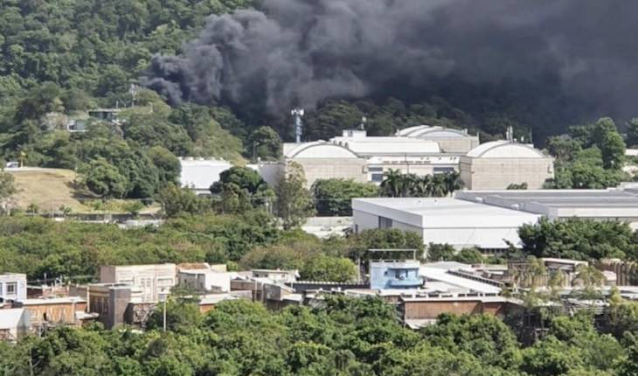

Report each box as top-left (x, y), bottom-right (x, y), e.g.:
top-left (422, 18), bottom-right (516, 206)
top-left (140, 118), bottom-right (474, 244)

top-left (456, 189), bottom-right (638, 216)
top-left (465, 141), bottom-right (546, 158)
top-left (353, 197), bottom-right (540, 228)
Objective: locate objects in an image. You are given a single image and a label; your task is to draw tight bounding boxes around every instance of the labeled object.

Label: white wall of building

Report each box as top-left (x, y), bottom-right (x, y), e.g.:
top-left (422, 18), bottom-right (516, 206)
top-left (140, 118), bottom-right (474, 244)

top-left (0, 273), bottom-right (27, 301)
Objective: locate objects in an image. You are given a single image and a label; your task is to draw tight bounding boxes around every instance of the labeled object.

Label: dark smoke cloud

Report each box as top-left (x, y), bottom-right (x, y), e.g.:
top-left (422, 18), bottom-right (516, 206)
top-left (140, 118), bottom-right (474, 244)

top-left (142, 0), bottom-right (638, 118)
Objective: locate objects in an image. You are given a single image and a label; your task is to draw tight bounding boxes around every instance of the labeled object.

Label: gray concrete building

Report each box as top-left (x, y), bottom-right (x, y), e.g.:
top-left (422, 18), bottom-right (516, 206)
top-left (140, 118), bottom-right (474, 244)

top-left (460, 141), bottom-right (554, 190)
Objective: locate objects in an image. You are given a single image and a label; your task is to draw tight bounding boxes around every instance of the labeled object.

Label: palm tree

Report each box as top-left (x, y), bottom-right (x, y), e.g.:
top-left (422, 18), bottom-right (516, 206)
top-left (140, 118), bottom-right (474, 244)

top-left (573, 264), bottom-right (605, 299)
top-left (429, 174), bottom-right (448, 197)
top-left (414, 175), bottom-right (432, 197)
top-left (401, 173), bottom-right (419, 197)
top-left (380, 169), bottom-right (403, 197)
top-left (443, 171), bottom-right (464, 196)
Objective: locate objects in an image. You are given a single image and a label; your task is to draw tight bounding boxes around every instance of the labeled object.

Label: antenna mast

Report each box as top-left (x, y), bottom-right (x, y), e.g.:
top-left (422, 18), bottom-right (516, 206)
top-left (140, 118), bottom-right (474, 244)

top-left (292, 108), bottom-right (305, 143)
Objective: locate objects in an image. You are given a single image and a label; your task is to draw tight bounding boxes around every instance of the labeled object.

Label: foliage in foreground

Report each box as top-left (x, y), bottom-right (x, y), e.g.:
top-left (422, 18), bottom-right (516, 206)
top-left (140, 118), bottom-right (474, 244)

top-left (0, 297), bottom-right (636, 376)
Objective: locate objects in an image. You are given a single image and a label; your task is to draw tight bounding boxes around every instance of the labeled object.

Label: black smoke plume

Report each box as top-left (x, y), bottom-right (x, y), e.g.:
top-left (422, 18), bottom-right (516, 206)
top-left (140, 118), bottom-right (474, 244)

top-left (142, 0), bottom-right (638, 120)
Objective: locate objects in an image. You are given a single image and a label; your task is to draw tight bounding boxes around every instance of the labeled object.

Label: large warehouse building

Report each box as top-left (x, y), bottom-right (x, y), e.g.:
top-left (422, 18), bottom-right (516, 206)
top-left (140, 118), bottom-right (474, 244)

top-left (456, 186), bottom-right (638, 229)
top-left (353, 186), bottom-right (638, 251)
top-left (352, 197), bottom-right (541, 251)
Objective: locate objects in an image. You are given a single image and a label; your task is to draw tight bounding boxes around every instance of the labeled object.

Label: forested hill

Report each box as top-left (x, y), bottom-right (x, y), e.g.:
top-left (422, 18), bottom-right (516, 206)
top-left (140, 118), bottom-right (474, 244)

top-left (0, 0), bottom-right (632, 200)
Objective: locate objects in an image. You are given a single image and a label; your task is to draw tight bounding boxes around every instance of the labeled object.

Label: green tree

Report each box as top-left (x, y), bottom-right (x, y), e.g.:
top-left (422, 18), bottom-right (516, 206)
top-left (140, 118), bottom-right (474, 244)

top-left (83, 158), bottom-right (128, 198)
top-left (518, 217), bottom-right (635, 260)
top-left (275, 162), bottom-right (315, 230)
top-left (247, 126), bottom-right (282, 161)
top-left (157, 183), bottom-right (208, 218)
top-left (0, 171), bottom-right (17, 215)
top-left (301, 255), bottom-right (357, 282)
top-left (312, 178), bottom-right (378, 216)
top-left (626, 118), bottom-right (638, 148)
top-left (147, 146), bottom-right (181, 187)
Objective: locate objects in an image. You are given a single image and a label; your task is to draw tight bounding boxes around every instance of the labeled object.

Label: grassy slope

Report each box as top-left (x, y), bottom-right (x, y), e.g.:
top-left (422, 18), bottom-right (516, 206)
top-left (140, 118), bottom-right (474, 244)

top-left (8, 168), bottom-right (159, 214)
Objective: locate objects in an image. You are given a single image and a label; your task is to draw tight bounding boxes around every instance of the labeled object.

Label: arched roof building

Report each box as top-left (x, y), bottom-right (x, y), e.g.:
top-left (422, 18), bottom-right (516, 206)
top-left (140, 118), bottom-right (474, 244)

top-left (396, 125), bottom-right (479, 153)
top-left (460, 141), bottom-right (554, 190)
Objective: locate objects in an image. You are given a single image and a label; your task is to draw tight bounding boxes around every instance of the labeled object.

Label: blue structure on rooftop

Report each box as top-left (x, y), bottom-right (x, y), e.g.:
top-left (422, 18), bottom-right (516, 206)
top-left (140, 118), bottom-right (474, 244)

top-left (370, 261), bottom-right (423, 290)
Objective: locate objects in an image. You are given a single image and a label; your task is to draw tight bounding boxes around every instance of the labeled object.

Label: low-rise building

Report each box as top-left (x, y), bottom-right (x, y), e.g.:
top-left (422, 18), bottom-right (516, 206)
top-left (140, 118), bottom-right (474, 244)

top-left (0, 273), bottom-right (27, 302)
top-left (352, 197), bottom-right (540, 252)
top-left (13, 297), bottom-right (90, 332)
top-left (369, 261), bottom-right (423, 290)
top-left (180, 158), bottom-right (232, 195)
top-left (100, 264), bottom-right (177, 303)
top-left (178, 268), bottom-right (231, 293)
top-left (251, 269), bottom-right (299, 284)
top-left (0, 308), bottom-right (30, 341)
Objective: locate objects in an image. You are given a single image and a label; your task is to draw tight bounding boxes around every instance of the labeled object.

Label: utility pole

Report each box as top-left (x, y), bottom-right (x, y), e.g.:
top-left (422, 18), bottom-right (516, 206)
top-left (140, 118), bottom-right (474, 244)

top-left (162, 298), bottom-right (167, 332)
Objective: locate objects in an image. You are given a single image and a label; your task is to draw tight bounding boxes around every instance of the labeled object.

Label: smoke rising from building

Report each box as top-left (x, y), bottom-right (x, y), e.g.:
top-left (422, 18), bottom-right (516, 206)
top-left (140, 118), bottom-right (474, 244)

top-left (142, 0), bottom-right (638, 119)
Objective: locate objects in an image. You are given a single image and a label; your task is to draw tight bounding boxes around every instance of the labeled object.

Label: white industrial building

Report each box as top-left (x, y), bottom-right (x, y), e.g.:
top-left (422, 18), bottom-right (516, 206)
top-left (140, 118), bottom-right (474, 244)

top-left (456, 186), bottom-right (638, 229)
top-left (180, 158), bottom-right (232, 195)
top-left (352, 198), bottom-right (540, 251)
top-left (253, 124), bottom-right (552, 190)
top-left (460, 141), bottom-right (554, 190)
top-left (396, 125), bottom-right (480, 154)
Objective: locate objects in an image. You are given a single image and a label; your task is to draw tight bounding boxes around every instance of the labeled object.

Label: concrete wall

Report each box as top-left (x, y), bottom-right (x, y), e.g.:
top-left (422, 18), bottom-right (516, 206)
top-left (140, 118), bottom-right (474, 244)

top-left (436, 138), bottom-right (480, 154)
top-left (460, 157), bottom-right (554, 190)
top-left (291, 158), bottom-right (367, 188)
top-left (0, 274), bottom-right (27, 301)
top-left (353, 210), bottom-right (381, 233)
top-left (402, 299), bottom-right (508, 320)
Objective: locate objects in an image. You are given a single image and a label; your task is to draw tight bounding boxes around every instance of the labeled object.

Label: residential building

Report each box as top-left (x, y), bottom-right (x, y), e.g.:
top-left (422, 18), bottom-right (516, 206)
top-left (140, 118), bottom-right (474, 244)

top-left (369, 261), bottom-right (423, 290)
top-left (459, 140), bottom-right (554, 190)
top-left (178, 268), bottom-right (231, 293)
top-left (13, 297), bottom-right (90, 331)
top-left (352, 197), bottom-right (540, 252)
top-left (100, 264), bottom-right (177, 302)
top-left (0, 273), bottom-right (27, 302)
top-left (0, 308), bottom-right (30, 341)
top-left (180, 158), bottom-right (232, 195)
top-left (251, 269), bottom-right (300, 284)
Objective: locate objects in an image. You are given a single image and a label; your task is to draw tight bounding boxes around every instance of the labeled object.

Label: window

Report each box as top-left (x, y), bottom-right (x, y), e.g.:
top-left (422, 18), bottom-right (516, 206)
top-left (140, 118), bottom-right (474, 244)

top-left (0, 283), bottom-right (3, 294)
top-left (379, 216), bottom-right (393, 229)
top-left (371, 173), bottom-right (384, 182)
top-left (433, 167), bottom-right (455, 175)
top-left (6, 282), bottom-right (16, 295)
top-left (369, 167), bottom-right (383, 172)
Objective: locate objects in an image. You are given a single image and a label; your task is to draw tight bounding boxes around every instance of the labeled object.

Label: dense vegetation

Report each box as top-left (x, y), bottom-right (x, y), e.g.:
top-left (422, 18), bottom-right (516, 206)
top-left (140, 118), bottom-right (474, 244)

top-left (2, 296), bottom-right (638, 375)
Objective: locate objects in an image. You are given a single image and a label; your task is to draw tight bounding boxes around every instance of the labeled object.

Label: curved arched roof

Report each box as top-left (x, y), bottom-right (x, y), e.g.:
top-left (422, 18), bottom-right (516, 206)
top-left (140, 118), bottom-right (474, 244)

top-left (465, 141), bottom-right (547, 159)
top-left (285, 142), bottom-right (360, 159)
top-left (397, 125), bottom-right (471, 139)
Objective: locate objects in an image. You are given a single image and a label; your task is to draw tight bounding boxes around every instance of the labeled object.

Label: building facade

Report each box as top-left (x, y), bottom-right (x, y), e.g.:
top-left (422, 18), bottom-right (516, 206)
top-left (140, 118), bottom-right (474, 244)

top-left (99, 264), bottom-right (177, 302)
top-left (460, 141), bottom-right (554, 190)
top-left (352, 197), bottom-right (541, 252)
top-left (0, 273), bottom-right (27, 302)
top-left (369, 261), bottom-right (423, 290)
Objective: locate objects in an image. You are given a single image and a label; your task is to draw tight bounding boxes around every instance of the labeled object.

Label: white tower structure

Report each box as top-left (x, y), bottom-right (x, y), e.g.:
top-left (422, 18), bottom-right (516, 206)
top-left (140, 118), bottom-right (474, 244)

top-left (292, 108), bottom-right (305, 143)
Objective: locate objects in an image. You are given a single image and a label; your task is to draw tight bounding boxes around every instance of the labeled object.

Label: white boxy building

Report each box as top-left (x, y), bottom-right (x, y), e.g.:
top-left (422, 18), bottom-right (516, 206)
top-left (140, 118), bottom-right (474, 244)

top-left (352, 198), bottom-right (540, 252)
top-left (180, 158), bottom-right (232, 195)
top-left (0, 273), bottom-right (27, 302)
